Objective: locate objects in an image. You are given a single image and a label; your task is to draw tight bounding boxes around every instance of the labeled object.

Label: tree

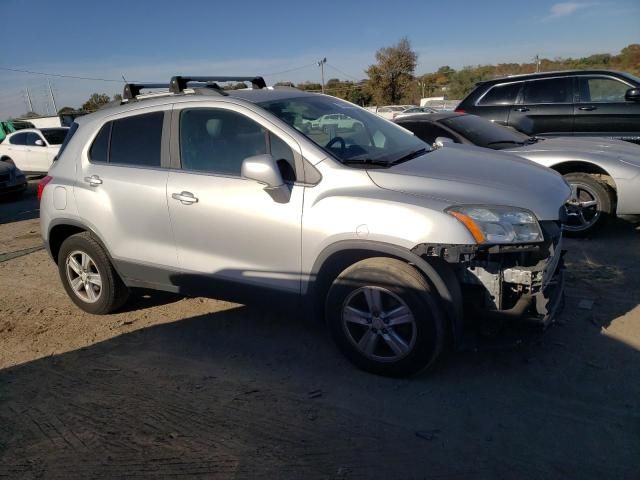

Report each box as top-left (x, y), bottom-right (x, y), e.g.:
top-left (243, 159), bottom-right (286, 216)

top-left (366, 38), bottom-right (417, 105)
top-left (81, 93), bottom-right (111, 112)
top-left (57, 106), bottom-right (76, 115)
top-left (112, 93), bottom-right (123, 102)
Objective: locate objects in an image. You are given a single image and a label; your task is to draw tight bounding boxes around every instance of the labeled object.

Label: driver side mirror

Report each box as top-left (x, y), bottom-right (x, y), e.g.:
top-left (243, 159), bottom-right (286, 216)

top-left (433, 136), bottom-right (454, 149)
top-left (241, 154), bottom-right (291, 203)
top-left (625, 87), bottom-right (640, 102)
top-left (34, 139), bottom-right (45, 147)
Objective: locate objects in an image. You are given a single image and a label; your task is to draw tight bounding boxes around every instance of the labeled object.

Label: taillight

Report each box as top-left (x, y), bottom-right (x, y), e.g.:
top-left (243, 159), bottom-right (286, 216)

top-left (37, 176), bottom-right (53, 201)
top-left (454, 107), bottom-right (465, 113)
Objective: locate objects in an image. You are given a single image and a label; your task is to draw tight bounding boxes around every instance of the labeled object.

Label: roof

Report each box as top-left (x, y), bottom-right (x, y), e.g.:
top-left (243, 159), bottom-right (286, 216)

top-left (394, 112), bottom-right (462, 123)
top-left (478, 69), bottom-right (631, 85)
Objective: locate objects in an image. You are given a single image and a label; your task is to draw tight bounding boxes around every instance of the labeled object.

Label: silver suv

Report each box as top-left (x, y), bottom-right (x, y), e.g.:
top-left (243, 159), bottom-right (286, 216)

top-left (40, 76), bottom-right (570, 376)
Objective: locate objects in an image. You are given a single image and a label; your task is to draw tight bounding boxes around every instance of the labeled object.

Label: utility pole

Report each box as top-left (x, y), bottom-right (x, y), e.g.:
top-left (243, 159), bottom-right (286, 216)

top-left (25, 88), bottom-right (33, 113)
top-left (534, 54), bottom-right (541, 73)
top-left (48, 79), bottom-right (57, 113)
top-left (317, 57), bottom-right (327, 94)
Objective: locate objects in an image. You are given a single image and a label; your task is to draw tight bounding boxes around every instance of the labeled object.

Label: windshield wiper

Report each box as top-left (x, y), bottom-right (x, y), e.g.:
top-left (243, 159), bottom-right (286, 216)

top-left (486, 140), bottom-right (525, 146)
top-left (389, 148), bottom-right (428, 165)
top-left (341, 158), bottom-right (391, 167)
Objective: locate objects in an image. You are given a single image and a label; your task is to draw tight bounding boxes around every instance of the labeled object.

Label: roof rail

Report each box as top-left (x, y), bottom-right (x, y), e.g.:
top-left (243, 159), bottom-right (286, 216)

top-left (123, 83), bottom-right (171, 100)
top-left (169, 76), bottom-right (266, 93)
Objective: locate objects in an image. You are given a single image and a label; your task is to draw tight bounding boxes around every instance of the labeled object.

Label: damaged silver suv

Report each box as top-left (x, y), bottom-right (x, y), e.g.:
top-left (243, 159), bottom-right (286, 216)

top-left (39, 76), bottom-right (570, 376)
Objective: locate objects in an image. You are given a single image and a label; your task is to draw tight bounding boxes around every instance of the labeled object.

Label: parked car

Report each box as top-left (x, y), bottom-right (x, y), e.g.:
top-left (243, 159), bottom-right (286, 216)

top-left (40, 76), bottom-right (569, 377)
top-left (396, 112), bottom-right (640, 235)
top-left (395, 106), bottom-right (438, 119)
top-left (311, 113), bottom-right (363, 131)
top-left (0, 127), bottom-right (69, 174)
top-left (0, 159), bottom-right (27, 198)
top-left (456, 70), bottom-right (640, 144)
top-left (375, 105), bottom-right (410, 120)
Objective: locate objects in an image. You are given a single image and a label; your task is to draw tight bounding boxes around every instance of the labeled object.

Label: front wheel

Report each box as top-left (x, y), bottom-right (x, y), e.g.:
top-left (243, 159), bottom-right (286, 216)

top-left (562, 173), bottom-right (614, 237)
top-left (326, 258), bottom-right (445, 377)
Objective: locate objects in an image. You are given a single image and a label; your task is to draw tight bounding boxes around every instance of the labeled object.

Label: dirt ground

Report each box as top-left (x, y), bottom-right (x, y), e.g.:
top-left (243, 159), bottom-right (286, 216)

top-left (0, 180), bottom-right (639, 479)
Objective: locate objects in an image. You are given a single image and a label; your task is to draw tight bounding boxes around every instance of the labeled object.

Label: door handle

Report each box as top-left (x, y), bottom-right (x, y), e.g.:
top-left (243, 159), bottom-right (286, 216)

top-left (514, 107), bottom-right (530, 112)
top-left (171, 191), bottom-right (199, 204)
top-left (578, 106), bottom-right (597, 111)
top-left (84, 175), bottom-right (103, 187)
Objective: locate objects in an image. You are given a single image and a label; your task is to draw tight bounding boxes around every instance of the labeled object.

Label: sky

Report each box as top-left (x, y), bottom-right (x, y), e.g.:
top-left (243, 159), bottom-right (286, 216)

top-left (0, 0), bottom-right (638, 117)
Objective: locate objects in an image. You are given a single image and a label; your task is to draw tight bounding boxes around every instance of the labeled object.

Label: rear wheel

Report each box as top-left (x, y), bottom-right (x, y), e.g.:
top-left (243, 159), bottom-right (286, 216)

top-left (326, 257), bottom-right (445, 377)
top-left (562, 173), bottom-right (613, 237)
top-left (58, 232), bottom-right (129, 314)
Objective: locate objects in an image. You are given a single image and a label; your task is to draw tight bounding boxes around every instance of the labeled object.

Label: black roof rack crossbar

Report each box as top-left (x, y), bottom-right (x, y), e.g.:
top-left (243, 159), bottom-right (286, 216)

top-left (170, 76), bottom-right (266, 93)
top-left (123, 83), bottom-right (171, 100)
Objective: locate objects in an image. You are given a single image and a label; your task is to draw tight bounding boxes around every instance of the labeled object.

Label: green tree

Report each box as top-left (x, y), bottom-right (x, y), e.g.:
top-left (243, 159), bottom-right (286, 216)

top-left (366, 38), bottom-right (417, 105)
top-left (57, 106), bottom-right (76, 115)
top-left (82, 93), bottom-right (111, 112)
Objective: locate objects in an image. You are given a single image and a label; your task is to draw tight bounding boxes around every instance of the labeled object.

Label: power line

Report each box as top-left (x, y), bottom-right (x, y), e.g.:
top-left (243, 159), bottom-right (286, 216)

top-left (263, 63), bottom-right (317, 77)
top-left (326, 63), bottom-right (362, 81)
top-left (0, 66), bottom-right (130, 83)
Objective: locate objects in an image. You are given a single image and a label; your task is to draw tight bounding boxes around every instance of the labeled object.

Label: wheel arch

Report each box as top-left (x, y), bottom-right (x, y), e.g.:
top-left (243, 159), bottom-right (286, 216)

top-left (48, 219), bottom-right (118, 272)
top-left (549, 160), bottom-right (617, 192)
top-left (308, 240), bottom-right (464, 346)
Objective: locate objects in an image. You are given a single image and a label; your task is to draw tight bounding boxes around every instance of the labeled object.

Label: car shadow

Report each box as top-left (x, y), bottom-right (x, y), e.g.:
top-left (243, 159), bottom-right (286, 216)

top-left (0, 179), bottom-right (40, 225)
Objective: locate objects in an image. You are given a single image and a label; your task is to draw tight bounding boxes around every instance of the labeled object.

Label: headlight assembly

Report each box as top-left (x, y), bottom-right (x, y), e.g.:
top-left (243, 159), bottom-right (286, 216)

top-left (447, 205), bottom-right (543, 244)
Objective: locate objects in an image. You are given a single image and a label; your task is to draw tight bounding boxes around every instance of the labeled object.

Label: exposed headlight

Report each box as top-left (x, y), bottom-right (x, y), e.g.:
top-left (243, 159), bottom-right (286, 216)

top-left (446, 205), bottom-right (543, 244)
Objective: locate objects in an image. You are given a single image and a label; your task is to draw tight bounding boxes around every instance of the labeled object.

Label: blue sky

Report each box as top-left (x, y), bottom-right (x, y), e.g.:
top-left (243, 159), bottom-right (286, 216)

top-left (0, 0), bottom-right (638, 117)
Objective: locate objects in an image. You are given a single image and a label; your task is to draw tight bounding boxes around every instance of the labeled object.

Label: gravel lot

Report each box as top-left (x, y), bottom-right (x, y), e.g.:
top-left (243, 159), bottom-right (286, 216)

top-left (1, 180), bottom-right (639, 479)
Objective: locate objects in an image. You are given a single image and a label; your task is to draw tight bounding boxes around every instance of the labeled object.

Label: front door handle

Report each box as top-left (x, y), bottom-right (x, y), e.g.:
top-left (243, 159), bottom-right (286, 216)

top-left (84, 175), bottom-right (103, 187)
top-left (578, 106), bottom-right (597, 111)
top-left (171, 191), bottom-right (199, 205)
top-left (514, 107), bottom-right (530, 112)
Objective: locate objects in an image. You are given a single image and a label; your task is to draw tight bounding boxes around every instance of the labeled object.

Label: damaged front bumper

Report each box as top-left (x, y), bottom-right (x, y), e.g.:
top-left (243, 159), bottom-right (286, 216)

top-left (414, 221), bottom-right (566, 327)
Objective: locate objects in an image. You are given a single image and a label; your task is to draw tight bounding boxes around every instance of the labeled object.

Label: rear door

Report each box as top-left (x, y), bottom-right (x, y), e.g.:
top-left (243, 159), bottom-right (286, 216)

top-left (75, 107), bottom-right (178, 283)
top-left (473, 81), bottom-right (522, 126)
top-left (166, 104), bottom-right (304, 300)
top-left (508, 77), bottom-right (574, 136)
top-left (574, 75), bottom-right (640, 139)
top-left (5, 132), bottom-right (28, 170)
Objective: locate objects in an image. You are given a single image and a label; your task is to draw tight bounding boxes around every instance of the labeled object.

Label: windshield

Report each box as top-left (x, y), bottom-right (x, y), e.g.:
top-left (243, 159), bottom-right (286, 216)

top-left (41, 128), bottom-right (69, 145)
top-left (259, 96), bottom-right (429, 164)
top-left (620, 72), bottom-right (640, 85)
top-left (441, 114), bottom-right (530, 149)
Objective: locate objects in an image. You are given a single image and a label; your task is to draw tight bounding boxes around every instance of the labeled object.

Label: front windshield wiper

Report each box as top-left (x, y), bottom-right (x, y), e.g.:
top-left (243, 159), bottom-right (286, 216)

top-left (526, 136), bottom-right (543, 144)
top-left (486, 140), bottom-right (525, 146)
top-left (341, 158), bottom-right (391, 167)
top-left (389, 148), bottom-right (428, 165)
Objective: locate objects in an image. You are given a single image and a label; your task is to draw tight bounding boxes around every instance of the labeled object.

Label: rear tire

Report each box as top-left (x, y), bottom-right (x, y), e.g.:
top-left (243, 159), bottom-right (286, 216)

top-left (58, 232), bottom-right (129, 314)
top-left (326, 257), bottom-right (445, 377)
top-left (562, 173), bottom-right (613, 237)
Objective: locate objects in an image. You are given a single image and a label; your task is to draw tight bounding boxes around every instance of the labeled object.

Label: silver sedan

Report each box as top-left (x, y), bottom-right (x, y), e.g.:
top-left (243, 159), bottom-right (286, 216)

top-left (396, 112), bottom-right (640, 235)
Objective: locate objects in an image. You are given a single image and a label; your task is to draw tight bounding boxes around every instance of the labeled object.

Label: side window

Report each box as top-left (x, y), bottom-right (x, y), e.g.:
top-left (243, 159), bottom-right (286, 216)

top-left (89, 122), bottom-right (111, 163)
top-left (109, 112), bottom-right (163, 167)
top-left (26, 133), bottom-right (44, 146)
top-left (180, 108), bottom-right (267, 176)
top-left (9, 132), bottom-right (28, 145)
top-left (523, 78), bottom-right (572, 104)
top-left (269, 133), bottom-right (296, 182)
top-left (579, 77), bottom-right (629, 103)
top-left (478, 82), bottom-right (522, 106)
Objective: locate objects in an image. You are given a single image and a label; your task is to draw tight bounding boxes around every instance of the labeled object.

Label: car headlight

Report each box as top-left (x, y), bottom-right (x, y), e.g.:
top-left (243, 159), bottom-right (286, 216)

top-left (446, 205), bottom-right (543, 244)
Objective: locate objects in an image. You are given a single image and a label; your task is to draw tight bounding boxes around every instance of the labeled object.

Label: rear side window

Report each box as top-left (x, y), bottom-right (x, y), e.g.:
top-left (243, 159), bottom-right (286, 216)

top-left (41, 128), bottom-right (68, 145)
top-left (89, 123), bottom-right (110, 163)
top-left (478, 82), bottom-right (522, 106)
top-left (523, 78), bottom-right (572, 104)
top-left (399, 122), bottom-right (453, 145)
top-left (9, 132), bottom-right (28, 145)
top-left (109, 112), bottom-right (163, 167)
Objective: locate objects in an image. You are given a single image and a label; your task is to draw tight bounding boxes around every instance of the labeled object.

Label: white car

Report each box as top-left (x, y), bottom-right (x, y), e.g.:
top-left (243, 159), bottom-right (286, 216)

top-left (0, 127), bottom-right (68, 174)
top-left (375, 105), bottom-right (415, 120)
top-left (312, 114), bottom-right (362, 131)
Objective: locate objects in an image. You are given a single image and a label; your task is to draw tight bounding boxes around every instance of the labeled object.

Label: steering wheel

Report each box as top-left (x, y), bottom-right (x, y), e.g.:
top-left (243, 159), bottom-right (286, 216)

top-left (325, 136), bottom-right (346, 155)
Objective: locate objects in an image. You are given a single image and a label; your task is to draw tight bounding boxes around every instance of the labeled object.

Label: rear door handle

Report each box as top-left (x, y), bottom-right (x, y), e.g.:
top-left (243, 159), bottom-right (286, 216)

top-left (578, 106), bottom-right (597, 111)
top-left (514, 107), bottom-right (530, 112)
top-left (171, 191), bottom-right (199, 204)
top-left (84, 175), bottom-right (103, 187)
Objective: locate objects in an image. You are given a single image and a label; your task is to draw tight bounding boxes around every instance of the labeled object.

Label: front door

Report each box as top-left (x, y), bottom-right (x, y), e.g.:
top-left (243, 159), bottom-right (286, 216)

top-left (6, 132), bottom-right (28, 171)
top-left (574, 75), bottom-right (640, 140)
top-left (166, 105), bottom-right (303, 301)
top-left (508, 77), bottom-right (574, 136)
top-left (25, 132), bottom-right (51, 172)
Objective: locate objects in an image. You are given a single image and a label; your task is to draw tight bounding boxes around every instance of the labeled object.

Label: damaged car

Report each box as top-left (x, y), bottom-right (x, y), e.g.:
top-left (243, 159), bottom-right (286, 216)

top-left (40, 77), bottom-right (570, 376)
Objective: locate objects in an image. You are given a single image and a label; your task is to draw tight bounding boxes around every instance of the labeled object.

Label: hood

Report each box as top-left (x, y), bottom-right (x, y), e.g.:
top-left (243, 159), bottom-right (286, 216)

top-left (506, 137), bottom-right (640, 167)
top-left (368, 143), bottom-right (570, 221)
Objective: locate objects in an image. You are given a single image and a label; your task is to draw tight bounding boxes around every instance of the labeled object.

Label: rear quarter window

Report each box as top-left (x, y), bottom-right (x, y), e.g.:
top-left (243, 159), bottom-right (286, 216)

top-left (478, 82), bottom-right (522, 106)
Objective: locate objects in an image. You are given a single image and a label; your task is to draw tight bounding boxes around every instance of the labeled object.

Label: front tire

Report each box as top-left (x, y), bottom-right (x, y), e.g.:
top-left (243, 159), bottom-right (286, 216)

top-left (326, 257), bottom-right (445, 377)
top-left (562, 173), bottom-right (614, 237)
top-left (58, 232), bottom-right (129, 314)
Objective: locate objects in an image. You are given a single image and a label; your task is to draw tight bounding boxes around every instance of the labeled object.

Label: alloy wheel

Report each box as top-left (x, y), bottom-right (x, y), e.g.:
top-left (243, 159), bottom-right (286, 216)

top-left (65, 250), bottom-right (103, 303)
top-left (563, 181), bottom-right (601, 232)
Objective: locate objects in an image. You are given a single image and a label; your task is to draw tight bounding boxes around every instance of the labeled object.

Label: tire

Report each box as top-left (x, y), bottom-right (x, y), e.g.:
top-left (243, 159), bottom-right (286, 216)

top-left (1, 157), bottom-right (15, 166)
top-left (326, 257), bottom-right (445, 377)
top-left (562, 173), bottom-right (614, 237)
top-left (57, 232), bottom-right (129, 314)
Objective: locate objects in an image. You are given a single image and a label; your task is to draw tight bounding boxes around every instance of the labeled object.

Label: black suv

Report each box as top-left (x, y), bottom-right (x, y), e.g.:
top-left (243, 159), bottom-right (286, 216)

top-left (456, 70), bottom-right (640, 143)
